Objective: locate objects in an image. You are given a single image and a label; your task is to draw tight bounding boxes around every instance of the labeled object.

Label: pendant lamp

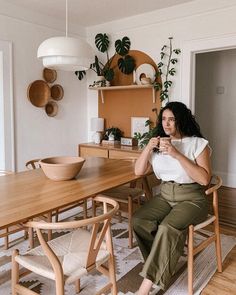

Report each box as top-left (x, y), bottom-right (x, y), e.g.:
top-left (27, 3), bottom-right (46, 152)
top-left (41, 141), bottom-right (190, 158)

top-left (37, 0), bottom-right (94, 71)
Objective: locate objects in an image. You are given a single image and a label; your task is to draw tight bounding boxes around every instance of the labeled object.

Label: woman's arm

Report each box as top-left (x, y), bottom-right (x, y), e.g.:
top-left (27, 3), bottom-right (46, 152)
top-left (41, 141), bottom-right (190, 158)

top-left (166, 143), bottom-right (212, 185)
top-left (135, 137), bottom-right (159, 175)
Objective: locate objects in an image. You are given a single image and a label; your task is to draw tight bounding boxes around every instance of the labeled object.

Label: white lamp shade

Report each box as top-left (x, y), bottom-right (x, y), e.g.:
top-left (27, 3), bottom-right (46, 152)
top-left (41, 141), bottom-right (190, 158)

top-left (37, 36), bottom-right (94, 71)
top-left (91, 118), bottom-right (104, 132)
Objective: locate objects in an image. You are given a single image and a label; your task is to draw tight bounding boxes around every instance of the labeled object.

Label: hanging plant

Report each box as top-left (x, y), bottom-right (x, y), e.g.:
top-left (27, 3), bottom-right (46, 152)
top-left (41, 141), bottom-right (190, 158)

top-left (75, 33), bottom-right (135, 82)
top-left (153, 37), bottom-right (181, 103)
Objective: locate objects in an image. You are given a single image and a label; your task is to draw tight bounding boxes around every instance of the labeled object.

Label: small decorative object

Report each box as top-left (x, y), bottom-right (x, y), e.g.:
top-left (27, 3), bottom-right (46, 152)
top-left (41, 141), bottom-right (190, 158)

top-left (131, 117), bottom-right (149, 137)
top-left (91, 117), bottom-right (104, 144)
top-left (40, 156), bottom-right (85, 181)
top-left (43, 68), bottom-right (57, 83)
top-left (51, 84), bottom-right (64, 101)
top-left (45, 101), bottom-right (58, 117)
top-left (27, 80), bottom-right (50, 107)
top-left (153, 37), bottom-right (181, 103)
top-left (75, 33), bottom-right (135, 83)
top-left (135, 63), bottom-right (156, 85)
top-left (101, 140), bottom-right (120, 146)
top-left (103, 127), bottom-right (123, 141)
top-left (141, 77), bottom-right (152, 85)
top-left (120, 137), bottom-right (138, 146)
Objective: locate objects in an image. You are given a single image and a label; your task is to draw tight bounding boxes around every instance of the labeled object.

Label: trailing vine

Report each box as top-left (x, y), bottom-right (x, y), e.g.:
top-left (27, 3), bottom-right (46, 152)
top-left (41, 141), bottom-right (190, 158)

top-left (153, 37), bottom-right (181, 103)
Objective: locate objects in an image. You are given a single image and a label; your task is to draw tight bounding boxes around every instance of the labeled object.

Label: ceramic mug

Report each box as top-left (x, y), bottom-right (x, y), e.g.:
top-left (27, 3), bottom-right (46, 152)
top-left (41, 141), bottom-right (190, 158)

top-left (159, 137), bottom-right (171, 154)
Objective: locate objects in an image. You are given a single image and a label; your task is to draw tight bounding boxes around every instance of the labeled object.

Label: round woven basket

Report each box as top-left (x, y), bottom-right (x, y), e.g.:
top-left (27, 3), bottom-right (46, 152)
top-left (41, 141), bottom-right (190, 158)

top-left (43, 68), bottom-right (57, 83)
top-left (45, 101), bottom-right (58, 117)
top-left (51, 84), bottom-right (64, 101)
top-left (27, 80), bottom-right (50, 107)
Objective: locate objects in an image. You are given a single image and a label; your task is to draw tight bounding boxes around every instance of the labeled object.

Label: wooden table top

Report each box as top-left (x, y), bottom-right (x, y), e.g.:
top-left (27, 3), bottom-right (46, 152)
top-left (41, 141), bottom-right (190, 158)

top-left (0, 157), bottom-right (142, 229)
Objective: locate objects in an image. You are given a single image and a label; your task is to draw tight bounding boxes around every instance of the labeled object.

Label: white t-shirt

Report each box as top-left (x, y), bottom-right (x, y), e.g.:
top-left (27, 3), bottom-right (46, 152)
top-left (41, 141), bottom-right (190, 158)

top-left (150, 137), bottom-right (210, 184)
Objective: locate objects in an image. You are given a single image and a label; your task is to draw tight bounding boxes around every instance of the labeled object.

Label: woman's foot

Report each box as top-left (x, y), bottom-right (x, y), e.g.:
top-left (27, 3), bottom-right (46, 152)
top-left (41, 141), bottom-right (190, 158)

top-left (137, 278), bottom-right (153, 295)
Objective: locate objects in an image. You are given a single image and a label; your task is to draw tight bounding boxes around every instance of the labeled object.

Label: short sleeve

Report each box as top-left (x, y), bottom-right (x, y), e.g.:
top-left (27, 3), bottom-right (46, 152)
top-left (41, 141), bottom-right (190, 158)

top-left (194, 137), bottom-right (211, 158)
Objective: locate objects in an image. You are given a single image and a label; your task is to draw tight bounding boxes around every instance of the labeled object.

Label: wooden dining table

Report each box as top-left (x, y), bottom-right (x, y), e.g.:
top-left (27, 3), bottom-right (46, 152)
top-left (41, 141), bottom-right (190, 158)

top-left (0, 157), bottom-right (144, 229)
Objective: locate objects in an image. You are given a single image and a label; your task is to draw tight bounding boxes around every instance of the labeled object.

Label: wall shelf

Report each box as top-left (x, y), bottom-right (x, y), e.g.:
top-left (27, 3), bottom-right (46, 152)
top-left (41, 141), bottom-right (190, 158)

top-left (89, 84), bottom-right (156, 104)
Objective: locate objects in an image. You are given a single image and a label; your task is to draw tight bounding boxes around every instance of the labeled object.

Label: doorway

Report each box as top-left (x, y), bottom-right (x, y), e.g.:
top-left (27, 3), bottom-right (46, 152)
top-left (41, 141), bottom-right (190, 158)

top-left (181, 34), bottom-right (236, 188)
top-left (195, 49), bottom-right (236, 188)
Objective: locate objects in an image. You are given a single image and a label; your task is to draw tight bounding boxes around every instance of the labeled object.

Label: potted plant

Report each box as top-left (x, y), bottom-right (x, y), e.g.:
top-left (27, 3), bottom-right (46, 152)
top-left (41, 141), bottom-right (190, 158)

top-left (75, 33), bottom-right (135, 85)
top-left (103, 127), bottom-right (123, 141)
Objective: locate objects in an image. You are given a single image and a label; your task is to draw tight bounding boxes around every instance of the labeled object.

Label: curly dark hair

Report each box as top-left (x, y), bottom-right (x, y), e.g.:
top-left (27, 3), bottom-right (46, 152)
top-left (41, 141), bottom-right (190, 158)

top-left (155, 101), bottom-right (204, 138)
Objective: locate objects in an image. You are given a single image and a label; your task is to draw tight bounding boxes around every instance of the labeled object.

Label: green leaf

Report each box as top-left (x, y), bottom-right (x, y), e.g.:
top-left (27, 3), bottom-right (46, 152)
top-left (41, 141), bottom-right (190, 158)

top-left (161, 45), bottom-right (167, 51)
top-left (115, 37), bottom-right (131, 56)
top-left (170, 58), bottom-right (178, 64)
top-left (117, 55), bottom-right (135, 74)
top-left (160, 52), bottom-right (165, 59)
top-left (75, 70), bottom-right (86, 80)
top-left (164, 81), bottom-right (172, 88)
top-left (168, 68), bottom-right (176, 76)
top-left (95, 33), bottom-right (109, 53)
top-left (173, 49), bottom-right (181, 54)
top-left (158, 62), bottom-right (164, 68)
top-left (104, 68), bottom-right (114, 81)
top-left (153, 82), bottom-right (162, 91)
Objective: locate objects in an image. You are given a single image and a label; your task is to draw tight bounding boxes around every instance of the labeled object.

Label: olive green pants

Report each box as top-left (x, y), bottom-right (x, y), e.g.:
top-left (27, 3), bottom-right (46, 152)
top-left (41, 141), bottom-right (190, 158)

top-left (132, 181), bottom-right (208, 290)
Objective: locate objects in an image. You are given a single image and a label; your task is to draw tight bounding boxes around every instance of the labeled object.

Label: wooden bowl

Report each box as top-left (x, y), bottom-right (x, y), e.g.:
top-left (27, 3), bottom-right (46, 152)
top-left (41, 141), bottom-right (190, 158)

top-left (45, 101), bottom-right (58, 117)
top-left (51, 84), bottom-right (64, 101)
top-left (43, 68), bottom-right (57, 83)
top-left (27, 80), bottom-right (50, 107)
top-left (40, 156), bottom-right (85, 181)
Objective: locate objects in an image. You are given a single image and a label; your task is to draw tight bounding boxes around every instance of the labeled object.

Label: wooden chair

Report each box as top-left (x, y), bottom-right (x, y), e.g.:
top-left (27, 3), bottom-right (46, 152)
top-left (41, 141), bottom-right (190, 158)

top-left (94, 158), bottom-right (158, 249)
top-left (25, 159), bottom-right (53, 247)
top-left (12, 195), bottom-right (119, 295)
top-left (187, 175), bottom-right (223, 295)
top-left (0, 170), bottom-right (28, 250)
top-left (25, 159), bottom-right (41, 169)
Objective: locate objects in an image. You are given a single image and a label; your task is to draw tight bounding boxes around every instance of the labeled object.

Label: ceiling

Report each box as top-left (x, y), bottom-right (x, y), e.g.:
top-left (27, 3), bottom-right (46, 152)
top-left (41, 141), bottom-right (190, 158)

top-left (5, 0), bottom-right (195, 27)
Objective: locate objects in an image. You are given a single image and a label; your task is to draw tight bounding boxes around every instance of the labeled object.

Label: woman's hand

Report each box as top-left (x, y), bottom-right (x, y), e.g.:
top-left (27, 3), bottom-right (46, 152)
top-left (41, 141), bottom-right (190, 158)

top-left (160, 140), bottom-right (180, 158)
top-left (146, 136), bottom-right (160, 152)
top-left (134, 137), bottom-right (159, 175)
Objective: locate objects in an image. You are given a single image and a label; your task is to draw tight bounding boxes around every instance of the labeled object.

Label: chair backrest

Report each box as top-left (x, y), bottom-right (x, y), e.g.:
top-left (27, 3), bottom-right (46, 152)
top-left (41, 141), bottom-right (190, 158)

top-left (25, 159), bottom-right (41, 170)
top-left (0, 170), bottom-right (14, 176)
top-left (205, 175), bottom-right (222, 216)
top-left (24, 195), bottom-right (119, 269)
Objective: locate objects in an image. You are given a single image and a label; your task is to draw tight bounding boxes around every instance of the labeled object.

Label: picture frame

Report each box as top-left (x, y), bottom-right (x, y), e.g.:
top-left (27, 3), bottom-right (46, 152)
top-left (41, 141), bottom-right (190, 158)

top-left (131, 117), bottom-right (149, 137)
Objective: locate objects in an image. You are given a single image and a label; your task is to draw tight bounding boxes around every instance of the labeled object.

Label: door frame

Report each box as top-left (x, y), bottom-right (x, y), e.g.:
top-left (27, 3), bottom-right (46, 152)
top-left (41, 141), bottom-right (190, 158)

top-left (0, 40), bottom-right (14, 171)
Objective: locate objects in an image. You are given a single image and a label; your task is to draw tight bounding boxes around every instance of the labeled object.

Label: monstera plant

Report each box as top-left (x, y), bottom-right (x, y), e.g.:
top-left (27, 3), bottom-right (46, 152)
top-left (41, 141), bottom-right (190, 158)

top-left (75, 33), bottom-right (135, 83)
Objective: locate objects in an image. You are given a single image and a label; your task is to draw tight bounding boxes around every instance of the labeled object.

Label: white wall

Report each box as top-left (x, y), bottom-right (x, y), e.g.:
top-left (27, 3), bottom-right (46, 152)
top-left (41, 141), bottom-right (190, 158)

top-left (0, 13), bottom-right (89, 171)
top-left (195, 49), bottom-right (236, 187)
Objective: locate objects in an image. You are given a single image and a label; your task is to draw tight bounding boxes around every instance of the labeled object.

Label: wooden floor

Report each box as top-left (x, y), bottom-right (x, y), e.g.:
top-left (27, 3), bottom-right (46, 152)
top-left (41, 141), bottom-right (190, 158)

top-left (202, 223), bottom-right (236, 295)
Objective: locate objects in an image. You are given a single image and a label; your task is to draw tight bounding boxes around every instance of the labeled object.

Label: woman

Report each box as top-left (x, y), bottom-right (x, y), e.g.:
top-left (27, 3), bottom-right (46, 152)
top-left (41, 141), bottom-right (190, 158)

top-left (133, 101), bottom-right (211, 295)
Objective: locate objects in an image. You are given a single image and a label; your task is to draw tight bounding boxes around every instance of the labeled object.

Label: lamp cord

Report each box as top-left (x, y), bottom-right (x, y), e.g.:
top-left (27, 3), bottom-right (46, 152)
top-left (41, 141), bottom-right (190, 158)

top-left (65, 0), bottom-right (68, 37)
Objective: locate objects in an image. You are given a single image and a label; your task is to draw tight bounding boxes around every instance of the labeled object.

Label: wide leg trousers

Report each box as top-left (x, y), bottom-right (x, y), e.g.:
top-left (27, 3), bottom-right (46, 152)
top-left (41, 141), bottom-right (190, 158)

top-left (132, 181), bottom-right (208, 290)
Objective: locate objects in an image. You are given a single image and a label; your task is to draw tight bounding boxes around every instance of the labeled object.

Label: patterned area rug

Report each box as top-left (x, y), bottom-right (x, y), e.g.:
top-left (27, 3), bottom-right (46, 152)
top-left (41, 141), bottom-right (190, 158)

top-left (0, 217), bottom-right (236, 295)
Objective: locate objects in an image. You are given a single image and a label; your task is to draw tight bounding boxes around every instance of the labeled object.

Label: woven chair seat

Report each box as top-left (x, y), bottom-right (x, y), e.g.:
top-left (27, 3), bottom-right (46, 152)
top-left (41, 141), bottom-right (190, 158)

top-left (103, 186), bottom-right (144, 201)
top-left (15, 229), bottom-right (109, 285)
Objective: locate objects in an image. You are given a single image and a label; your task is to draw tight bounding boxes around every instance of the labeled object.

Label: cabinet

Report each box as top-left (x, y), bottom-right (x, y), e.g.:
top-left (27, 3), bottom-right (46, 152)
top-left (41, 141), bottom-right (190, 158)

top-left (78, 142), bottom-right (142, 159)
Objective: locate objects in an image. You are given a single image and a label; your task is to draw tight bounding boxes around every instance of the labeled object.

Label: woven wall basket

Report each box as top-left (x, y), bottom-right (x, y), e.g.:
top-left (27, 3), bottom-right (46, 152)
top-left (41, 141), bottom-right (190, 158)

top-left (27, 80), bottom-right (51, 107)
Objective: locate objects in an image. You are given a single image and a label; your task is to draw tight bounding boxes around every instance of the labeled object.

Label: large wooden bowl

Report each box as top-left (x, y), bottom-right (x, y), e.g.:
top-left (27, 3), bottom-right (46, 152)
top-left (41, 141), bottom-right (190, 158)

top-left (40, 156), bottom-right (85, 181)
